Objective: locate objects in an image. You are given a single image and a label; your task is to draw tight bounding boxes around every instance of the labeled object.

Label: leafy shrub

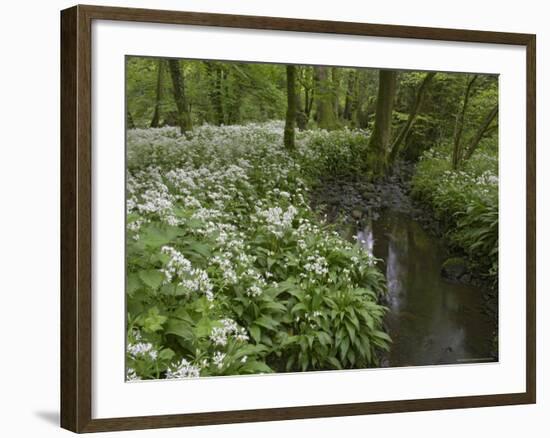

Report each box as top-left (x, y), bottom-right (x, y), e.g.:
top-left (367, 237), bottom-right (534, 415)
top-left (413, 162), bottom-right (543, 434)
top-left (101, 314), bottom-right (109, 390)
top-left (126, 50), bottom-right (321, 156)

top-left (411, 148), bottom-right (498, 285)
top-left (296, 127), bottom-right (369, 180)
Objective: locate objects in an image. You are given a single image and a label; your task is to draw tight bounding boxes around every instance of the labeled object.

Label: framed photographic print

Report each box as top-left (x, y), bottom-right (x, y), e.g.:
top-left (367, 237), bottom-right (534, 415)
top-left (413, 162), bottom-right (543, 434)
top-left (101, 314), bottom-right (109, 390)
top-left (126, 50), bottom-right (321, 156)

top-left (60, 4), bottom-right (536, 433)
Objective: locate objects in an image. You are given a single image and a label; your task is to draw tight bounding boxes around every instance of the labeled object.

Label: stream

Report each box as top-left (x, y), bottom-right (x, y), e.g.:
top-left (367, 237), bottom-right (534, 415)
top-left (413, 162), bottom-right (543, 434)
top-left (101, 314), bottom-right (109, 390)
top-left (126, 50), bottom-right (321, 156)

top-left (357, 211), bottom-right (496, 367)
top-left (313, 163), bottom-right (497, 368)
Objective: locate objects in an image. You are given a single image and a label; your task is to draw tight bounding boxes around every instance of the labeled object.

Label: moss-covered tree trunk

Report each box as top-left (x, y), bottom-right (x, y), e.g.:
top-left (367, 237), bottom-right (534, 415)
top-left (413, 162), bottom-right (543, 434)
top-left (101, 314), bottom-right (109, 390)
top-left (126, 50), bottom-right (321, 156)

top-left (284, 65), bottom-right (297, 151)
top-left (314, 67), bottom-right (339, 130)
top-left (368, 70), bottom-right (397, 177)
top-left (150, 59), bottom-right (164, 128)
top-left (168, 59), bottom-right (192, 135)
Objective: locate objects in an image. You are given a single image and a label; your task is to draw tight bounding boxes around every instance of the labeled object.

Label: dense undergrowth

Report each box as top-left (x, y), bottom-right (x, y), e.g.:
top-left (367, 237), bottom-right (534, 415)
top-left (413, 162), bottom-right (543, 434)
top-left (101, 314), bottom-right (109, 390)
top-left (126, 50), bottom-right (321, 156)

top-left (411, 147), bottom-right (498, 287)
top-left (125, 122), bottom-right (390, 380)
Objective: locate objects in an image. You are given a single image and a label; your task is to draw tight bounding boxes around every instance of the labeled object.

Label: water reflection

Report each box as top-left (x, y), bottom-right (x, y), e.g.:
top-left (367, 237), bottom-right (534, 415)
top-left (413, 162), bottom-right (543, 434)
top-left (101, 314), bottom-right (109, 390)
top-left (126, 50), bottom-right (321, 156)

top-left (356, 218), bottom-right (374, 257)
top-left (357, 211), bottom-right (495, 367)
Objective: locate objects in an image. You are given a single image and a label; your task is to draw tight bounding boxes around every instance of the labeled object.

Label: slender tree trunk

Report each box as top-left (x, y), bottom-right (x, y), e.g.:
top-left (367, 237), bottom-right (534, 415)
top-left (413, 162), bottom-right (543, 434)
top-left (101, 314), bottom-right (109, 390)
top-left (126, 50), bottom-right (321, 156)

top-left (368, 70), bottom-right (397, 177)
top-left (314, 66), bottom-right (339, 130)
top-left (343, 70), bottom-right (357, 121)
top-left (225, 66), bottom-right (244, 125)
top-left (305, 84), bottom-right (314, 121)
top-left (150, 59), bottom-right (164, 128)
top-left (452, 74), bottom-right (478, 169)
top-left (301, 67), bottom-right (314, 122)
top-left (168, 59), bottom-right (192, 135)
top-left (354, 69), bottom-right (368, 128)
top-left (463, 104), bottom-right (499, 161)
top-left (388, 72), bottom-right (436, 163)
top-left (213, 66), bottom-right (224, 125)
top-left (331, 67), bottom-right (342, 118)
top-left (205, 62), bottom-right (224, 125)
top-left (296, 68), bottom-right (308, 130)
top-left (284, 65), bottom-right (297, 150)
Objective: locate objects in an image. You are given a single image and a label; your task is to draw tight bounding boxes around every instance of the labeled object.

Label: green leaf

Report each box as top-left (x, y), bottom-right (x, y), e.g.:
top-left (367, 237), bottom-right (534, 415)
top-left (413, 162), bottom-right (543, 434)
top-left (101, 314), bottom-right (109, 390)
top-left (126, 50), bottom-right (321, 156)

top-left (195, 317), bottom-right (214, 338)
top-left (317, 331), bottom-right (332, 347)
top-left (159, 348), bottom-right (175, 361)
top-left (249, 325), bottom-right (262, 343)
top-left (241, 361), bottom-right (272, 374)
top-left (139, 269), bottom-right (164, 290)
top-left (373, 330), bottom-right (392, 343)
top-left (339, 337), bottom-right (350, 362)
top-left (165, 319), bottom-right (193, 340)
top-left (327, 356), bottom-right (342, 369)
top-left (141, 225), bottom-right (180, 249)
top-left (126, 273), bottom-right (142, 296)
top-left (344, 320), bottom-right (356, 344)
top-left (255, 315), bottom-right (279, 330)
top-left (142, 307), bottom-right (167, 333)
top-left (291, 302), bottom-right (307, 314)
top-left (183, 242), bottom-right (212, 259)
top-left (260, 301), bottom-right (286, 313)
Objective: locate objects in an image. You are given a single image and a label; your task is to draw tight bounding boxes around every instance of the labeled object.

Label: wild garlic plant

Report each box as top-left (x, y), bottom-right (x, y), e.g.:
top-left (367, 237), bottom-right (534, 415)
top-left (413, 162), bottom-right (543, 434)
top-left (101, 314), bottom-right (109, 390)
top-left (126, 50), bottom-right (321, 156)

top-left (125, 122), bottom-right (389, 380)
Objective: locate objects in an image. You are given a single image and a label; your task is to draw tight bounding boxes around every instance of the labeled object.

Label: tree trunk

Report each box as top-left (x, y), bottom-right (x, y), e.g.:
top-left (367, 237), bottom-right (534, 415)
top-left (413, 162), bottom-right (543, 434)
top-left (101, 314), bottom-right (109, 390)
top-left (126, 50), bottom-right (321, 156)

top-left (284, 65), bottom-right (297, 151)
top-left (331, 67), bottom-right (342, 118)
top-left (354, 69), bottom-right (369, 129)
top-left (343, 70), bottom-right (357, 121)
top-left (301, 66), bottom-right (314, 123)
top-left (368, 70), bottom-right (397, 177)
top-left (389, 72), bottom-right (436, 163)
top-left (314, 67), bottom-right (339, 130)
top-left (150, 59), bottom-right (164, 128)
top-left (168, 59), bottom-right (192, 135)
top-left (214, 66), bottom-right (224, 125)
top-left (452, 74), bottom-right (478, 169)
top-left (205, 62), bottom-right (224, 125)
top-left (463, 104), bottom-right (499, 161)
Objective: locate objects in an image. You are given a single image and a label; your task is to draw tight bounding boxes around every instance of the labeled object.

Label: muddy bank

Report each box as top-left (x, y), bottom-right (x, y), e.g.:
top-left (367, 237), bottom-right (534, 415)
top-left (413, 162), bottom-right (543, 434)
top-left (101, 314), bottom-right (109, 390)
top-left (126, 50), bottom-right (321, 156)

top-left (311, 162), bottom-right (439, 229)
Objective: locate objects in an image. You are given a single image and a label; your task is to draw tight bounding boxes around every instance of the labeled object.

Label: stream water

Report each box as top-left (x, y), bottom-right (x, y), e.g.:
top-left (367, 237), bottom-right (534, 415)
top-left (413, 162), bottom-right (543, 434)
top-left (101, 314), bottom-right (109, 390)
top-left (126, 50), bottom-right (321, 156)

top-left (356, 211), bottom-right (496, 368)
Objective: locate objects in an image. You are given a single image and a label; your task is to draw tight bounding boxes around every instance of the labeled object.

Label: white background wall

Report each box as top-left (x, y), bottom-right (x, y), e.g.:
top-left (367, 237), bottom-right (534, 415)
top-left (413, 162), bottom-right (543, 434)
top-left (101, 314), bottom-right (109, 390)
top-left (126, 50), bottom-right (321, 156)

top-left (0, 0), bottom-right (546, 436)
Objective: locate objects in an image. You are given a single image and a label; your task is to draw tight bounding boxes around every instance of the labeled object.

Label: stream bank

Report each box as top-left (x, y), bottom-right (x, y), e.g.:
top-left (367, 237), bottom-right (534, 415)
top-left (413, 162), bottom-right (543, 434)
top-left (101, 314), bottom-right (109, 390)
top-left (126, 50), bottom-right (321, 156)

top-left (310, 161), bottom-right (498, 367)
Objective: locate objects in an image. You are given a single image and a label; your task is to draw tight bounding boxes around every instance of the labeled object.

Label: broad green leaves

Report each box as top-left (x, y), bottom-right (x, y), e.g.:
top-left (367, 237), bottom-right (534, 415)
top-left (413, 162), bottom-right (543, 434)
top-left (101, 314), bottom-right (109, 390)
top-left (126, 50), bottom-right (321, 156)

top-left (139, 270), bottom-right (164, 290)
top-left (142, 307), bottom-right (167, 333)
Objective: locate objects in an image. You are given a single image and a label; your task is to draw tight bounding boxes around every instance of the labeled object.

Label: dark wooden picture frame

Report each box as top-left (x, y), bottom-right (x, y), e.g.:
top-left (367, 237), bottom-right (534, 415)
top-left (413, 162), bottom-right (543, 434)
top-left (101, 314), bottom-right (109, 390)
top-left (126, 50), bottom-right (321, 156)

top-left (61, 4), bottom-right (536, 433)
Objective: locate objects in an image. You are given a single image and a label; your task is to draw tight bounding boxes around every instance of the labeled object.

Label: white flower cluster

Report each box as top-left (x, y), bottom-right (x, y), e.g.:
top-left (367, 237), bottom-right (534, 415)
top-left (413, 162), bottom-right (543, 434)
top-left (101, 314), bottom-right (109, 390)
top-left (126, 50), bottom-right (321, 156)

top-left (165, 358), bottom-right (201, 379)
top-left (127, 341), bottom-right (158, 361)
top-left (161, 246), bottom-right (214, 301)
top-left (476, 170), bottom-right (499, 186)
top-left (126, 367), bottom-right (140, 381)
top-left (303, 254), bottom-right (329, 277)
top-left (255, 205), bottom-right (298, 238)
top-left (211, 254), bottom-right (238, 284)
top-left (209, 318), bottom-right (249, 346)
top-left (212, 351), bottom-right (226, 369)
